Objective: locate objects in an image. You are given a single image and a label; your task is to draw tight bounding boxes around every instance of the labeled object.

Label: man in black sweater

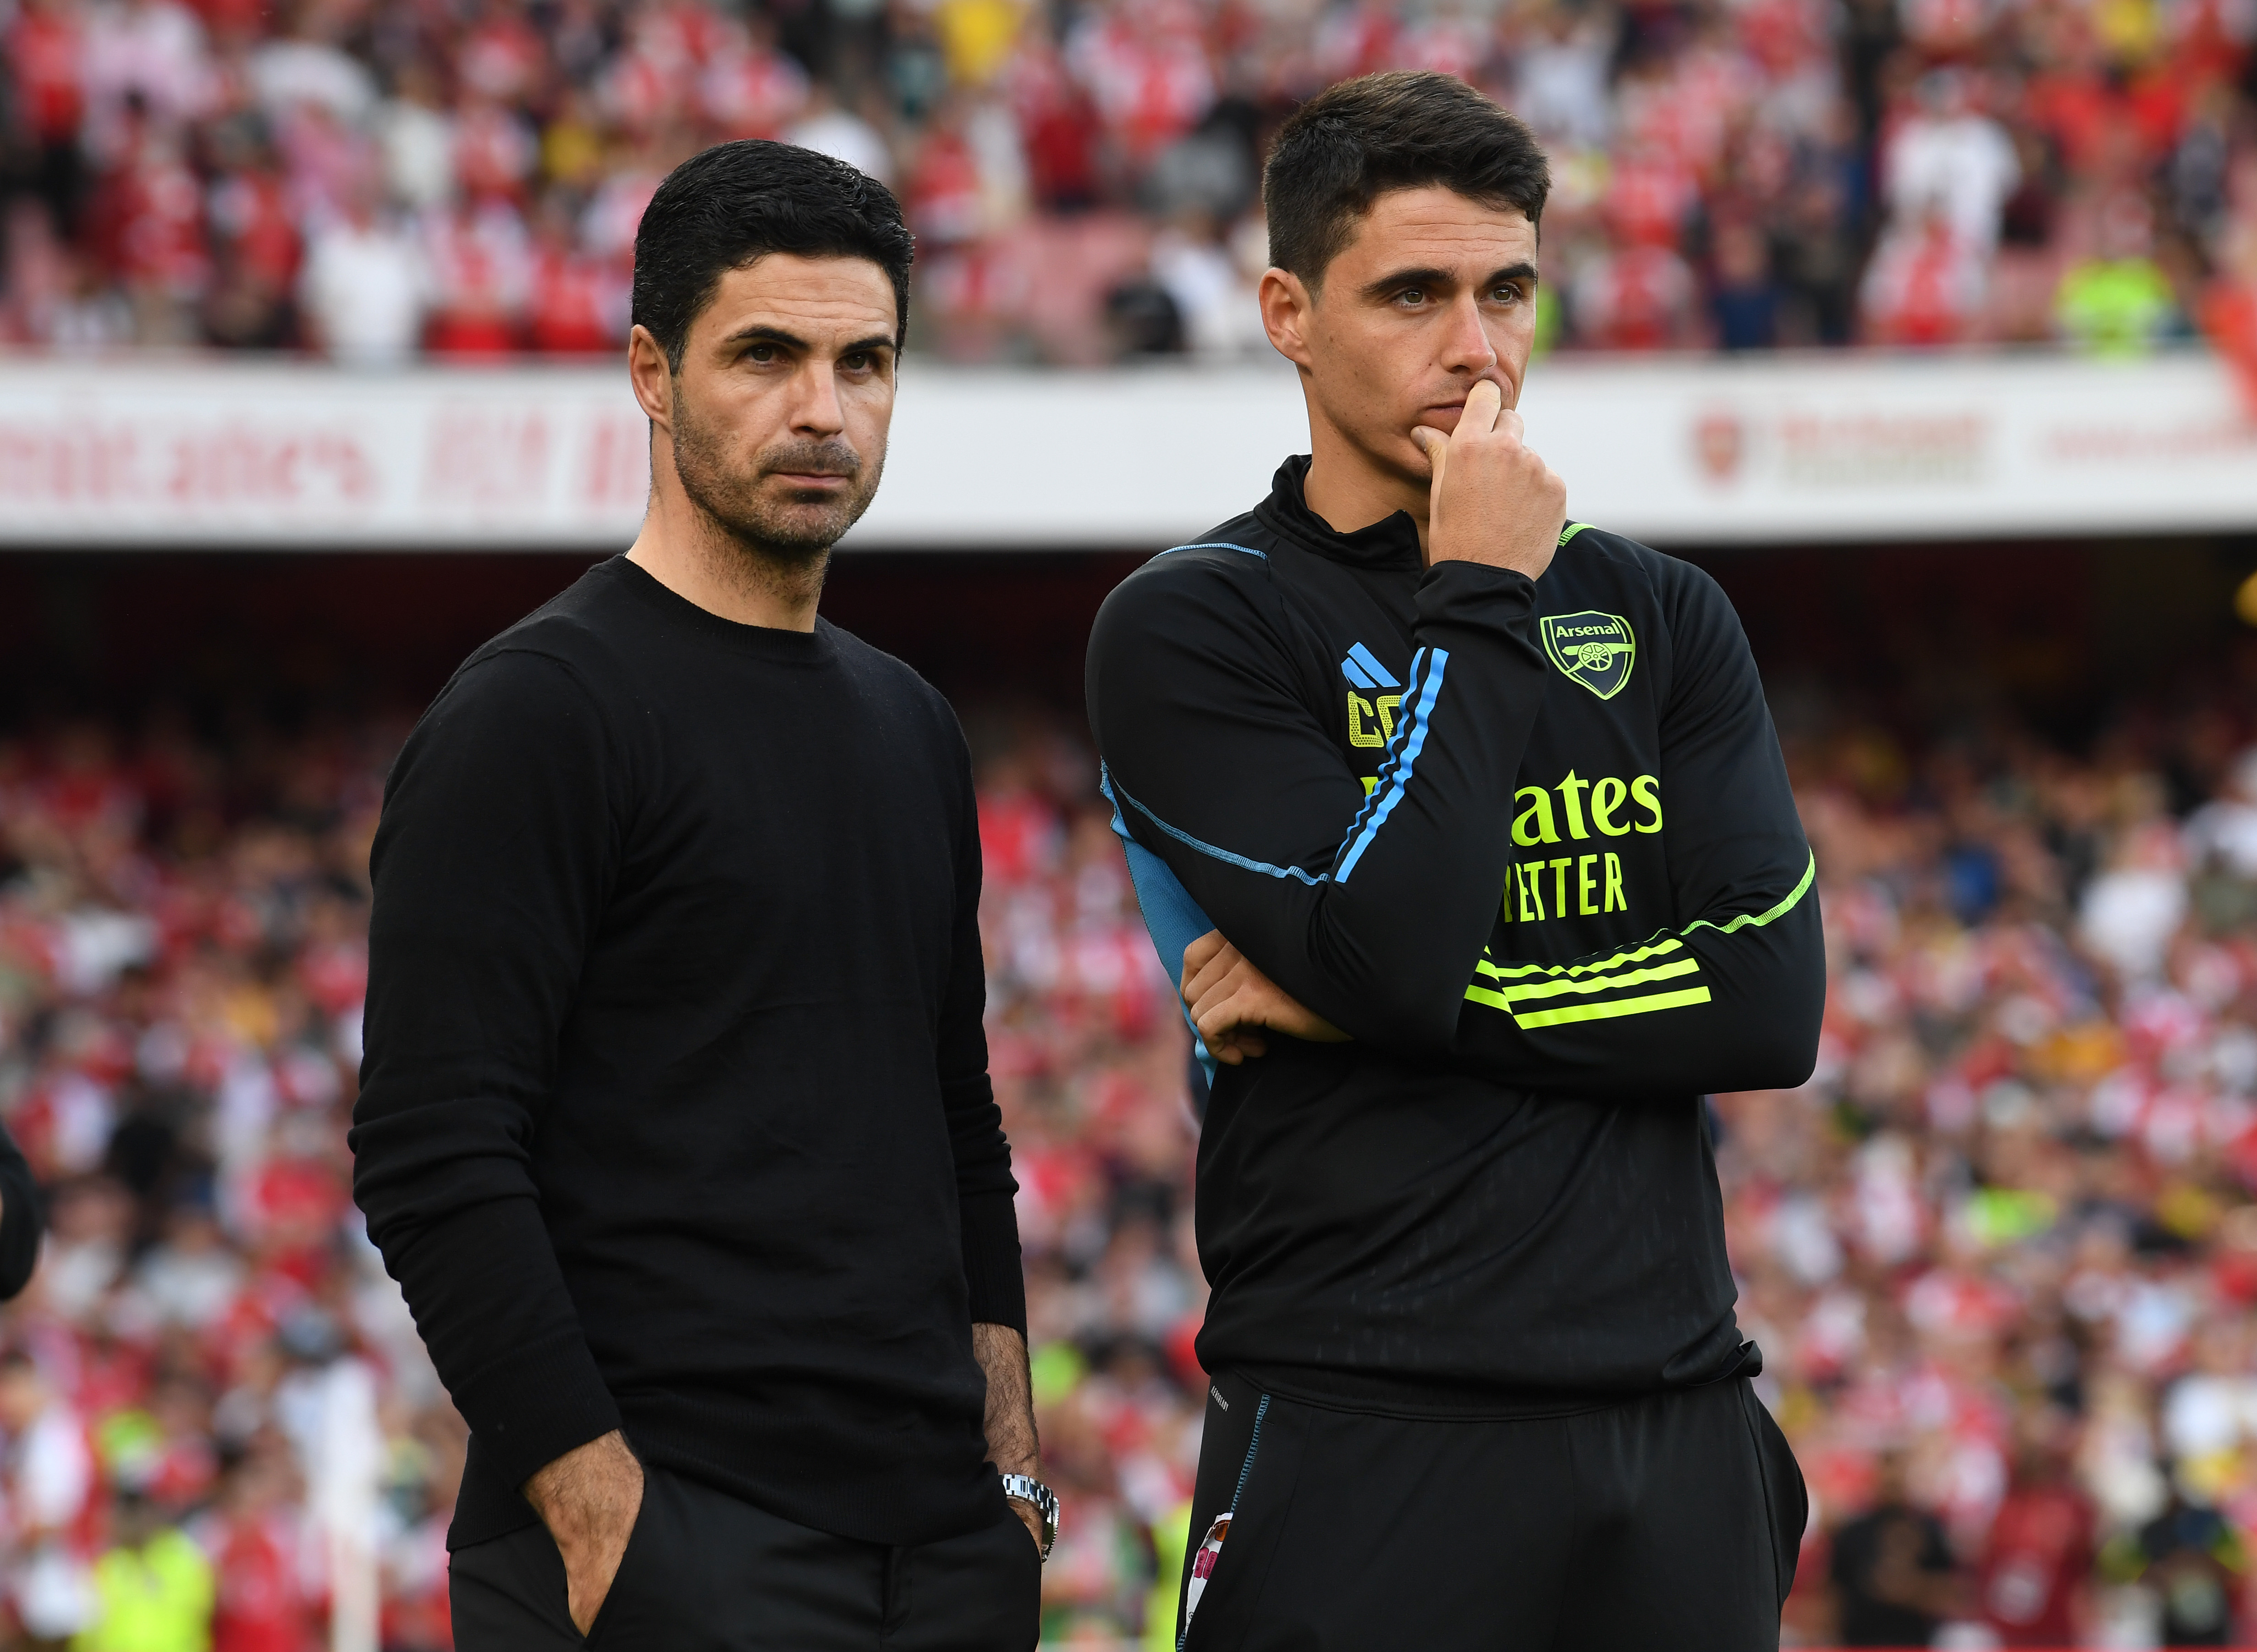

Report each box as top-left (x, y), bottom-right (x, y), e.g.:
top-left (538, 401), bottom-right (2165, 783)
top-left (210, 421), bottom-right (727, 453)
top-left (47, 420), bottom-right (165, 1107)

top-left (352, 142), bottom-right (1050, 1651)
top-left (1086, 75), bottom-right (1821, 1649)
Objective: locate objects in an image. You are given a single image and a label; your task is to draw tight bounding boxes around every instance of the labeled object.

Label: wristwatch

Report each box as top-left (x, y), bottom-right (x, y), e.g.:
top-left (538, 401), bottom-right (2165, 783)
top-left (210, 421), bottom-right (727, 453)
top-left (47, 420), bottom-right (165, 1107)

top-left (999, 1473), bottom-right (1060, 1560)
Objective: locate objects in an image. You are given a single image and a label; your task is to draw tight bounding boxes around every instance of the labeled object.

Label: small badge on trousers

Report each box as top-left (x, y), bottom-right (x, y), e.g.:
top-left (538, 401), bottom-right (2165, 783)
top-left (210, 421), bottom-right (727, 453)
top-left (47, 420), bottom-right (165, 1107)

top-left (1184, 1512), bottom-right (1231, 1628)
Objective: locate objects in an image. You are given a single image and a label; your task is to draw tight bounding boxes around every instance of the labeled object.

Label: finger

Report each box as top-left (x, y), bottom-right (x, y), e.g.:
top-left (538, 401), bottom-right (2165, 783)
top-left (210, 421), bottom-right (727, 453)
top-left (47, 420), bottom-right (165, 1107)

top-left (1460, 378), bottom-right (1503, 436)
top-left (1195, 992), bottom-right (1241, 1044)
top-left (1410, 424), bottom-right (1446, 464)
top-left (1212, 1023), bottom-right (1266, 1060)
top-left (1185, 952), bottom-right (1248, 1015)
top-left (1493, 407), bottom-right (1525, 446)
top-left (1195, 983), bottom-right (1259, 1044)
top-left (1184, 943), bottom-right (1244, 1008)
top-left (1180, 930), bottom-right (1227, 992)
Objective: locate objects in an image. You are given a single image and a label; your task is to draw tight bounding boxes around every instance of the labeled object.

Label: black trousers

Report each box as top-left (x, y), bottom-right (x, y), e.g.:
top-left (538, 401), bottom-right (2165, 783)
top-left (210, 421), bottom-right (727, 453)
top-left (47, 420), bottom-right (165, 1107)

top-left (1177, 1371), bottom-right (1807, 1652)
top-left (450, 1463), bottom-right (1041, 1652)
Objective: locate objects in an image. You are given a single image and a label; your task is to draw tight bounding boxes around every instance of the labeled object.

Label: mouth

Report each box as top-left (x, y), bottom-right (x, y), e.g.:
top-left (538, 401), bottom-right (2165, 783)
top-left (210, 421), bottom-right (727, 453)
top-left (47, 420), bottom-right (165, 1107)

top-left (771, 472), bottom-right (854, 491)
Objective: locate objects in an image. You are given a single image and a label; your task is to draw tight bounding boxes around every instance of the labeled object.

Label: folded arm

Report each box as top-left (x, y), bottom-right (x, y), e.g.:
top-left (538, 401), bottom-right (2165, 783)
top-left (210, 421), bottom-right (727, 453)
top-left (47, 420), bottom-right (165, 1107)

top-left (1454, 567), bottom-right (1824, 1097)
top-left (1090, 553), bottom-right (1548, 1055)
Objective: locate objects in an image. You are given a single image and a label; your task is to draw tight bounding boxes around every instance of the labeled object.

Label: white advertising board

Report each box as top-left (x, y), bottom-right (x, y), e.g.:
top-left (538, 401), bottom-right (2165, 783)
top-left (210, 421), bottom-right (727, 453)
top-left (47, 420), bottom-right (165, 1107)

top-left (0, 349), bottom-right (2248, 549)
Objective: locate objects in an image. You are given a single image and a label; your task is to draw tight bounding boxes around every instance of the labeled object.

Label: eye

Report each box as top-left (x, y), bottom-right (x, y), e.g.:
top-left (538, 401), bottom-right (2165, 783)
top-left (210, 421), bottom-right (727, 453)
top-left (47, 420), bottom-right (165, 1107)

top-left (1395, 287), bottom-right (1427, 307)
top-left (1490, 283), bottom-right (1525, 305)
top-left (842, 351), bottom-right (873, 372)
top-left (746, 342), bottom-right (777, 363)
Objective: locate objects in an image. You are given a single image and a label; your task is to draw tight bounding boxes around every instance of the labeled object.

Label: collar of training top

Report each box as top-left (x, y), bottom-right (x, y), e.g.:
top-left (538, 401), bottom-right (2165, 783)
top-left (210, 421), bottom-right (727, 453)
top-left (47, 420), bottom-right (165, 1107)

top-left (1255, 455), bottom-right (1424, 571)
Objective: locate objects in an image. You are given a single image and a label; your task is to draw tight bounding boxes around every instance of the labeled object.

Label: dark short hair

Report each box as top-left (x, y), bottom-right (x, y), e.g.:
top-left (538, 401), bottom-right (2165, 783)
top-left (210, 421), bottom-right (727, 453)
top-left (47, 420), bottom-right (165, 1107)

top-left (1263, 72), bottom-right (1551, 287)
top-left (632, 139), bottom-right (916, 370)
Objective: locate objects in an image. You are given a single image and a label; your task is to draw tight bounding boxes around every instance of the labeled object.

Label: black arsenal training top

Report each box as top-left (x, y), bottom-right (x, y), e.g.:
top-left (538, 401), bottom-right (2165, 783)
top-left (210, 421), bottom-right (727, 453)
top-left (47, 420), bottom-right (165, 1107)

top-left (1085, 457), bottom-right (1823, 1416)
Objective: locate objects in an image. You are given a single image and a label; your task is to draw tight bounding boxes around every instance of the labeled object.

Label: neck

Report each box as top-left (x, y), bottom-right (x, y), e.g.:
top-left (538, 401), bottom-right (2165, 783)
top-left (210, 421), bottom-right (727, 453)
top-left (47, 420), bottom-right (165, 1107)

top-left (626, 469), bottom-right (827, 633)
top-left (1297, 389), bottom-right (1432, 560)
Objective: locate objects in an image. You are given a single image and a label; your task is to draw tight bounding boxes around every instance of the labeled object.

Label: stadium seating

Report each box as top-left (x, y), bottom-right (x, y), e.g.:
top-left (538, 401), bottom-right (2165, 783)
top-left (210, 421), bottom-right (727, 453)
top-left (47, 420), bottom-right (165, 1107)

top-left (1, 0), bottom-right (2251, 363)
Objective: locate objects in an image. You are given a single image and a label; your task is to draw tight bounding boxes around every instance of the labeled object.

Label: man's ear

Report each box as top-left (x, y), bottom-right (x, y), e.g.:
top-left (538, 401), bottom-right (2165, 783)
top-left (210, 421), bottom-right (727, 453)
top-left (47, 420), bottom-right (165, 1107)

top-left (1259, 268), bottom-right (1318, 372)
top-left (627, 324), bottom-right (675, 435)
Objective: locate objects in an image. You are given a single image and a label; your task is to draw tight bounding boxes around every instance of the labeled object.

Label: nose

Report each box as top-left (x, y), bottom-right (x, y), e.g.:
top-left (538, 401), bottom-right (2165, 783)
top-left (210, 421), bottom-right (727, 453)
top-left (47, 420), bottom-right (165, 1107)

top-left (1438, 291), bottom-right (1499, 380)
top-left (790, 358), bottom-right (848, 436)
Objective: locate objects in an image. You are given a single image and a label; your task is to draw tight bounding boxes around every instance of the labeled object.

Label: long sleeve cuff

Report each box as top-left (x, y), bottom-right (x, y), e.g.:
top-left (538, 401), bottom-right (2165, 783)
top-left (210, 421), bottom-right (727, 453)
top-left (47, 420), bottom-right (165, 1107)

top-left (380, 1195), bottom-right (625, 1493)
top-left (449, 1324), bottom-right (624, 1493)
top-left (959, 1189), bottom-right (1026, 1334)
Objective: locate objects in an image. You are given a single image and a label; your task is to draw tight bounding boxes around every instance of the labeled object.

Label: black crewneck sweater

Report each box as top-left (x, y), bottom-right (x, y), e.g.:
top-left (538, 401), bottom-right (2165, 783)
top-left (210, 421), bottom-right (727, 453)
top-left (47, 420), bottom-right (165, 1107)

top-left (352, 556), bottom-right (1024, 1551)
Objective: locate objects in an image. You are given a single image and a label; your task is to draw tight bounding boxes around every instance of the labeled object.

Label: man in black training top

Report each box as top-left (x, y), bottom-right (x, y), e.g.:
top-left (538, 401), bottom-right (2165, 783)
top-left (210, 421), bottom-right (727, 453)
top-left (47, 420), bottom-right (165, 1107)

top-left (1086, 73), bottom-right (1824, 1650)
top-left (351, 142), bottom-right (1053, 1651)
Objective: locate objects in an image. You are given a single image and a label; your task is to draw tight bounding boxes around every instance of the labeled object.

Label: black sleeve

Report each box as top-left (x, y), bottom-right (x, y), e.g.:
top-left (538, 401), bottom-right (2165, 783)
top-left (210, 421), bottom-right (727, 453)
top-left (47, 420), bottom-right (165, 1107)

top-left (1455, 565), bottom-right (1824, 1097)
top-left (1087, 551), bottom-right (1548, 1053)
top-left (0, 1120), bottom-right (41, 1300)
top-left (934, 709), bottom-right (1024, 1334)
top-left (349, 650), bottom-right (625, 1494)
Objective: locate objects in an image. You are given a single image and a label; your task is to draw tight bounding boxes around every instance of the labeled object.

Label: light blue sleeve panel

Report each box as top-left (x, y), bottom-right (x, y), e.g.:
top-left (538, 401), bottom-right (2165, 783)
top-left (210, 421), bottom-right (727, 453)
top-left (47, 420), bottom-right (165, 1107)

top-left (1101, 764), bottom-right (1220, 1087)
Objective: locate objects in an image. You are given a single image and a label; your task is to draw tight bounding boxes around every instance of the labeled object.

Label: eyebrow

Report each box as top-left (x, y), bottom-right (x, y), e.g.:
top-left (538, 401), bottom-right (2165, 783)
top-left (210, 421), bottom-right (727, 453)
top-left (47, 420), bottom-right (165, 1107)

top-left (1359, 262), bottom-right (1541, 301)
top-left (718, 325), bottom-right (899, 357)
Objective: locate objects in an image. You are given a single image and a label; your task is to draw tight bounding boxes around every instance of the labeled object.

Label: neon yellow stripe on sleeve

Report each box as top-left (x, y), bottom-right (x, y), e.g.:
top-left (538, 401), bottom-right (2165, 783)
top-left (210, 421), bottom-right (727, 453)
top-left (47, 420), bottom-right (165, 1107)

top-left (1684, 852), bottom-right (1816, 937)
top-left (1492, 957), bottom-right (1701, 1004)
top-left (1475, 937), bottom-right (1683, 982)
top-left (1510, 986), bottom-right (1713, 1029)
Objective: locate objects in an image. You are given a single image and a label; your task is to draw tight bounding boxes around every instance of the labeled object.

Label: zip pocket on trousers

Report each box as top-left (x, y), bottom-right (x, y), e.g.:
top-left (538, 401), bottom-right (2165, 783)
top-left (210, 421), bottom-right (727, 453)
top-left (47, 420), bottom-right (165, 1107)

top-left (1181, 1393), bottom-right (1269, 1649)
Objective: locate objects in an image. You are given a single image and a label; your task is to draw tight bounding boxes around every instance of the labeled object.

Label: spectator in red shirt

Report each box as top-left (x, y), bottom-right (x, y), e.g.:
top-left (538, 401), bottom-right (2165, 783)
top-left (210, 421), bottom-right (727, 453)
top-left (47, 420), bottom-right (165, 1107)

top-left (202, 121), bottom-right (300, 348)
top-left (523, 190), bottom-right (620, 354)
top-left (198, 1440), bottom-right (323, 1652)
top-left (418, 195), bottom-right (528, 357)
top-left (85, 95), bottom-right (210, 344)
top-left (1977, 1416), bottom-right (2097, 1646)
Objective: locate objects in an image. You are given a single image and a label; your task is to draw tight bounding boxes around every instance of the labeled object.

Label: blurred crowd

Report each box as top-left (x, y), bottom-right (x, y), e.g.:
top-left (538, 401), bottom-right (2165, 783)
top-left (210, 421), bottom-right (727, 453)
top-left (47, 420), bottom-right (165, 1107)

top-left (1, 0), bottom-right (2254, 365)
top-left (3, 672), bottom-right (2257, 1646)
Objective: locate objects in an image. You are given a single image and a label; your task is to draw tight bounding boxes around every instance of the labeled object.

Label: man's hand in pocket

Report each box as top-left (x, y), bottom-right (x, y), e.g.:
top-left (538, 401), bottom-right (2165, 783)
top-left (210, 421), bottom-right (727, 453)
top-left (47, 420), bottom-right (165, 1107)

top-left (523, 1430), bottom-right (645, 1634)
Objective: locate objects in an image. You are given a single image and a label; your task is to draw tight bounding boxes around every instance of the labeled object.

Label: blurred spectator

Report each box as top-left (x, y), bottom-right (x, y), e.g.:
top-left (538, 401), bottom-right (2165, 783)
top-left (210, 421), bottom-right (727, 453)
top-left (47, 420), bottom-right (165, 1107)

top-left (1976, 1414), bottom-right (2097, 1643)
top-left (373, 62), bottom-right (455, 217)
top-left (199, 121), bottom-right (301, 351)
top-left (523, 191), bottom-right (622, 355)
top-left (1709, 216), bottom-right (1782, 350)
top-left (76, 1489), bottom-right (214, 1652)
top-left (1862, 204), bottom-right (1988, 346)
top-left (418, 196), bottom-right (530, 358)
top-left (295, 189), bottom-right (425, 366)
top-left (1881, 71), bottom-right (2020, 257)
top-left (1829, 1451), bottom-right (1963, 1643)
top-left (2055, 193), bottom-right (2185, 354)
top-left (1, 1349), bottom-right (98, 1642)
top-left (787, 83), bottom-right (896, 187)
top-left (194, 1443), bottom-right (321, 1652)
top-left (2123, 1486), bottom-right (2248, 1644)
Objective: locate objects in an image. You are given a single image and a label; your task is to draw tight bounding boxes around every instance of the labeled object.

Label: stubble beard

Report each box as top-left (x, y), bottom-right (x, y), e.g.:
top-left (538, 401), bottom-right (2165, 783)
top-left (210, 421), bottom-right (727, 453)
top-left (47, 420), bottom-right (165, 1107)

top-left (668, 383), bottom-right (887, 600)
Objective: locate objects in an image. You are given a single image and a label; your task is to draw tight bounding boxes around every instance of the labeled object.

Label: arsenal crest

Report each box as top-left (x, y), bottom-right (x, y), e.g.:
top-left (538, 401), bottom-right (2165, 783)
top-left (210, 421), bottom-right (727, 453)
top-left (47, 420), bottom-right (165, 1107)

top-left (1540, 611), bottom-right (1638, 699)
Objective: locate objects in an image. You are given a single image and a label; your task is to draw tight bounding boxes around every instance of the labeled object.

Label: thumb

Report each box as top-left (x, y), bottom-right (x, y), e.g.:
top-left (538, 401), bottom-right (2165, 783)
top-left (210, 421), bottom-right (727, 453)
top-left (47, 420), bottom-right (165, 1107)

top-left (1412, 423), bottom-right (1448, 485)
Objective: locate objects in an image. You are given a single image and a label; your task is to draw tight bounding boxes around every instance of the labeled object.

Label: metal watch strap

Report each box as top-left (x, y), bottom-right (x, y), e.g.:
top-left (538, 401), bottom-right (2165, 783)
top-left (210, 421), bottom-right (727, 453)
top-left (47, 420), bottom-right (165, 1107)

top-left (999, 1472), bottom-right (1060, 1559)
